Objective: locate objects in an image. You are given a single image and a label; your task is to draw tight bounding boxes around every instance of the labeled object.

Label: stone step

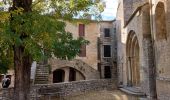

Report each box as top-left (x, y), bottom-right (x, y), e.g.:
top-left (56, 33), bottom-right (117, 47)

top-left (36, 66), bottom-right (48, 68)
top-left (35, 79), bottom-right (48, 81)
top-left (119, 87), bottom-right (146, 97)
top-left (35, 76), bottom-right (48, 79)
top-left (36, 71), bottom-right (48, 74)
top-left (34, 63), bottom-right (49, 84)
top-left (35, 75), bottom-right (48, 77)
top-left (36, 74), bottom-right (48, 76)
top-left (36, 68), bottom-right (48, 70)
top-left (36, 70), bottom-right (48, 72)
top-left (35, 79), bottom-right (48, 82)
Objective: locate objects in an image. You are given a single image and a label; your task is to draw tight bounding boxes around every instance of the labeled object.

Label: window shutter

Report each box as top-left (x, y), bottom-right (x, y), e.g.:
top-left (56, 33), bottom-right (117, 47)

top-left (79, 45), bottom-right (86, 57)
top-left (79, 24), bottom-right (85, 37)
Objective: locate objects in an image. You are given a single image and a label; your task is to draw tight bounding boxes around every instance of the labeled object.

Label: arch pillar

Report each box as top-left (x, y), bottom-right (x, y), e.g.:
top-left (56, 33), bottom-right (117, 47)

top-left (63, 68), bottom-right (70, 82)
top-left (141, 3), bottom-right (157, 98)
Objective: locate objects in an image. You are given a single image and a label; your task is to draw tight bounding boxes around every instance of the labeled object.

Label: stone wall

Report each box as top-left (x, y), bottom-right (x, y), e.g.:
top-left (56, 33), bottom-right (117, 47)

top-left (116, 0), bottom-right (170, 99)
top-left (0, 88), bottom-right (14, 100)
top-left (116, 0), bottom-right (157, 98)
top-left (151, 0), bottom-right (170, 99)
top-left (48, 59), bottom-right (100, 83)
top-left (65, 21), bottom-right (99, 70)
top-left (34, 79), bottom-right (116, 98)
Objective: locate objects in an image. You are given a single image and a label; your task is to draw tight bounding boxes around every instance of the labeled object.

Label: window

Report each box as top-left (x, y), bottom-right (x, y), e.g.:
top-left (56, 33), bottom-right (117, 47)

top-left (104, 28), bottom-right (110, 37)
top-left (103, 45), bottom-right (111, 57)
top-left (79, 24), bottom-right (85, 37)
top-left (79, 45), bottom-right (86, 57)
top-left (104, 66), bottom-right (111, 78)
top-left (114, 28), bottom-right (116, 34)
top-left (78, 24), bottom-right (86, 57)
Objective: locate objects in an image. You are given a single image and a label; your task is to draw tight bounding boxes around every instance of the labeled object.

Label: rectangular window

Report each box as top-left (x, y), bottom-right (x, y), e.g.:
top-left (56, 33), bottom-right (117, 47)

top-left (104, 45), bottom-right (111, 57)
top-left (104, 66), bottom-right (111, 78)
top-left (79, 24), bottom-right (85, 37)
top-left (79, 45), bottom-right (86, 57)
top-left (104, 28), bottom-right (110, 37)
top-left (114, 28), bottom-right (116, 33)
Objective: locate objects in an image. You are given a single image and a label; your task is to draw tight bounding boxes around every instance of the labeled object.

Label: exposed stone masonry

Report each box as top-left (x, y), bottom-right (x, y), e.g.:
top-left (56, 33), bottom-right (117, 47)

top-left (35, 79), bottom-right (116, 98)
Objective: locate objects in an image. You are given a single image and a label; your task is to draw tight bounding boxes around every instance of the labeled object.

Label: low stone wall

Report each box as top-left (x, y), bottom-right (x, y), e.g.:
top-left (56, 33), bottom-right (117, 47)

top-left (0, 79), bottom-right (116, 99)
top-left (0, 88), bottom-right (14, 100)
top-left (34, 79), bottom-right (116, 98)
top-left (156, 79), bottom-right (170, 100)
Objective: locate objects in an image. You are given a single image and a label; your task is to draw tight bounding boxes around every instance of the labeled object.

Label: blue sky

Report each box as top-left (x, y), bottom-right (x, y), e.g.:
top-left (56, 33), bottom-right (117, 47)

top-left (101, 0), bottom-right (118, 20)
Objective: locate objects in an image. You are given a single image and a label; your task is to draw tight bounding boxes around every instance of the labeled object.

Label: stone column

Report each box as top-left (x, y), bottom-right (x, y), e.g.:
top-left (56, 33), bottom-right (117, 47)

top-left (101, 65), bottom-right (105, 79)
top-left (63, 68), bottom-right (70, 82)
top-left (142, 38), bottom-right (156, 99)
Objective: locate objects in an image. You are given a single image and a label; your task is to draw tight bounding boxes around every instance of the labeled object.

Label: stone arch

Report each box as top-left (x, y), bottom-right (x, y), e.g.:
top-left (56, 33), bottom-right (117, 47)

top-left (53, 67), bottom-right (85, 83)
top-left (126, 30), bottom-right (140, 86)
top-left (155, 2), bottom-right (167, 40)
top-left (50, 59), bottom-right (99, 80)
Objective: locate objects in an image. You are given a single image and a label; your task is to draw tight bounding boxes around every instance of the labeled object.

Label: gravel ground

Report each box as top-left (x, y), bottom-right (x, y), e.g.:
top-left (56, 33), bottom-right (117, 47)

top-left (49, 90), bottom-right (147, 100)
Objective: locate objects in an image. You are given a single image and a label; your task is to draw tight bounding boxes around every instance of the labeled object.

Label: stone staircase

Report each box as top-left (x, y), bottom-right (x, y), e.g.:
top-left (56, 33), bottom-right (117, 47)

top-left (119, 86), bottom-right (146, 97)
top-left (34, 62), bottom-right (49, 84)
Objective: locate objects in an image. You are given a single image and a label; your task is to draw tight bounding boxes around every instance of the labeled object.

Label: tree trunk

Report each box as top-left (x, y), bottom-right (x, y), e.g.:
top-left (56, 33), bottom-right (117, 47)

top-left (12, 0), bottom-right (32, 100)
top-left (14, 46), bottom-right (32, 100)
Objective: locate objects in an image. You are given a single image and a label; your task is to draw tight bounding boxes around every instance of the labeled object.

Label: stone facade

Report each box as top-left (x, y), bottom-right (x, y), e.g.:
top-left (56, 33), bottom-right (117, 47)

top-left (48, 21), bottom-right (101, 83)
top-left (98, 21), bottom-right (117, 79)
top-left (48, 21), bottom-right (117, 84)
top-left (1, 20), bottom-right (117, 88)
top-left (116, 0), bottom-right (170, 99)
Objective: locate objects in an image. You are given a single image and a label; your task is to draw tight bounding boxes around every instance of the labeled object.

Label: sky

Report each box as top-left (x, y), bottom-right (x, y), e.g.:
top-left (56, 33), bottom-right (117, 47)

top-left (101, 0), bottom-right (118, 21)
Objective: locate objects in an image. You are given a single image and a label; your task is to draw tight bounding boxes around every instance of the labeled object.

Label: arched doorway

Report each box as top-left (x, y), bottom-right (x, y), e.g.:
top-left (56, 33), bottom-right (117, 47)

top-left (53, 69), bottom-right (65, 83)
top-left (53, 67), bottom-right (85, 83)
top-left (126, 31), bottom-right (140, 87)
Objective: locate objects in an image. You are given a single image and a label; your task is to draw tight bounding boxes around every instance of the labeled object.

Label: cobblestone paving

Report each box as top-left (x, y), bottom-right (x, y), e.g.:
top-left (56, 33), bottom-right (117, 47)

top-left (50, 90), bottom-right (147, 100)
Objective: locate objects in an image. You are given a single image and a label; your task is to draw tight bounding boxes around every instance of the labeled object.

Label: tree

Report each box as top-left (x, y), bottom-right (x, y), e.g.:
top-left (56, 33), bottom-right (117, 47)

top-left (0, 0), bottom-right (103, 100)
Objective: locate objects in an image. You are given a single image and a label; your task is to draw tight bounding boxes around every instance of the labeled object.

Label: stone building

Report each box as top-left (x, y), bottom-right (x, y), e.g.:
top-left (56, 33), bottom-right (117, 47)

top-left (0, 20), bottom-right (117, 88)
top-left (98, 21), bottom-right (117, 79)
top-left (32, 20), bottom-right (117, 84)
top-left (116, 0), bottom-right (170, 99)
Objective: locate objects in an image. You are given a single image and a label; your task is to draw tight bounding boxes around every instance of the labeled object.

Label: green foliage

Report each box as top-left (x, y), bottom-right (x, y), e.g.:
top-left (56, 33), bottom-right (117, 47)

top-left (0, 55), bottom-right (11, 74)
top-left (0, 47), bottom-right (13, 74)
top-left (0, 0), bottom-right (102, 69)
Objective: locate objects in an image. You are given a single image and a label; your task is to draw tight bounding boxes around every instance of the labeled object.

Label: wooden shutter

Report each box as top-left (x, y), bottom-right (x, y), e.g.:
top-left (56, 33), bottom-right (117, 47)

top-left (79, 24), bottom-right (85, 37)
top-left (79, 45), bottom-right (86, 57)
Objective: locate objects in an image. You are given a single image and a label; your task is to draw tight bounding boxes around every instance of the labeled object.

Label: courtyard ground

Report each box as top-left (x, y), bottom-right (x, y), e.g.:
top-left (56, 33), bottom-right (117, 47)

top-left (50, 90), bottom-right (147, 100)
